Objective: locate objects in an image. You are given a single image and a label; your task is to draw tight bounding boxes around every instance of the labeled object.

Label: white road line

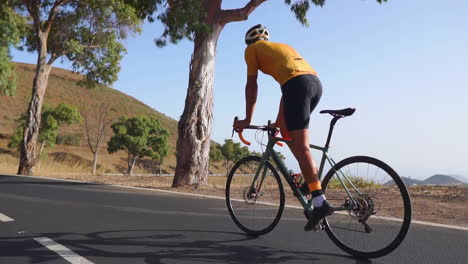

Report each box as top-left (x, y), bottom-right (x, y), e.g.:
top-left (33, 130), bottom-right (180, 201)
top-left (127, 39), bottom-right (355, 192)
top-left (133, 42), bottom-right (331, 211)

top-left (0, 212), bottom-right (14, 222)
top-left (3, 173), bottom-right (468, 231)
top-left (34, 237), bottom-right (94, 264)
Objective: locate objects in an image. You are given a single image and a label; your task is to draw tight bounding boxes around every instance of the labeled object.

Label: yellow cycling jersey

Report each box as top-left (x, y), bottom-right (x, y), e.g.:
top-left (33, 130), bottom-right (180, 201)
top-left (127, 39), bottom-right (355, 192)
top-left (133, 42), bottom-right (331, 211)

top-left (244, 40), bottom-right (317, 85)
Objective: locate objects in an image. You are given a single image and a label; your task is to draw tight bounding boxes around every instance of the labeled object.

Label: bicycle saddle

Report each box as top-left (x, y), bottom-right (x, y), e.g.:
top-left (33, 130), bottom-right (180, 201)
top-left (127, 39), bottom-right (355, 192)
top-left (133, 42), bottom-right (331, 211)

top-left (320, 108), bottom-right (356, 117)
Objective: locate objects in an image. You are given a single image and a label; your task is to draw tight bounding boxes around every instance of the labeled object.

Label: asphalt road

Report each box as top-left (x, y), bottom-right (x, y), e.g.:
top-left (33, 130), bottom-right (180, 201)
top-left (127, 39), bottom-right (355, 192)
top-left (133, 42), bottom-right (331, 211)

top-left (0, 174), bottom-right (466, 264)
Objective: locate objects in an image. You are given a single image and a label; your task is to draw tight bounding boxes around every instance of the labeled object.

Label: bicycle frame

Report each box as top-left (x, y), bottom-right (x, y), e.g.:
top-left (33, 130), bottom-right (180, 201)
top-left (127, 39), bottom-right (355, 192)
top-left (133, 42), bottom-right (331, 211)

top-left (247, 116), bottom-right (361, 212)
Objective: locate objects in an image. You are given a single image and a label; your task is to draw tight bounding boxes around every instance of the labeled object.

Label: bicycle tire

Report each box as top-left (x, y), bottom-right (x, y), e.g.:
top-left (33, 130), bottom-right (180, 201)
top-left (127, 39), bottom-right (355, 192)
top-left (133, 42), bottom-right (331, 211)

top-left (226, 155), bottom-right (285, 236)
top-left (321, 156), bottom-right (412, 258)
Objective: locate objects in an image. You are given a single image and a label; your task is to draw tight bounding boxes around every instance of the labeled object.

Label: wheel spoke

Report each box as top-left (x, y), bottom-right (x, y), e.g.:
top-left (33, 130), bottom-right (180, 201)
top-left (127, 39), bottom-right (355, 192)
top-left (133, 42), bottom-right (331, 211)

top-left (323, 156), bottom-right (411, 258)
top-left (226, 156), bottom-right (285, 236)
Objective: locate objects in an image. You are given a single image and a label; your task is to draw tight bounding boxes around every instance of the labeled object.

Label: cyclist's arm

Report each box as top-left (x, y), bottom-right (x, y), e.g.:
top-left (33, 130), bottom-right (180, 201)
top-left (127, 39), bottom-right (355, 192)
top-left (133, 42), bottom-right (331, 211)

top-left (245, 75), bottom-right (258, 122)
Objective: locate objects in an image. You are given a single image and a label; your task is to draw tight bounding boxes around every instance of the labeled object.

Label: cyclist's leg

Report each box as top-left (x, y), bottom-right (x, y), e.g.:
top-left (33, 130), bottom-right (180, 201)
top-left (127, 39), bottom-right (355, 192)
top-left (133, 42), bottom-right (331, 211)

top-left (282, 74), bottom-right (332, 230)
top-left (281, 74), bottom-right (322, 188)
top-left (287, 128), bottom-right (319, 184)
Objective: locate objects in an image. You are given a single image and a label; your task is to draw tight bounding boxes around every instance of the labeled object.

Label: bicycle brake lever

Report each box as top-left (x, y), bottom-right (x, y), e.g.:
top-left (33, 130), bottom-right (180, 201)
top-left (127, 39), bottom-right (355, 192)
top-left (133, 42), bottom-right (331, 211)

top-left (232, 116), bottom-right (238, 137)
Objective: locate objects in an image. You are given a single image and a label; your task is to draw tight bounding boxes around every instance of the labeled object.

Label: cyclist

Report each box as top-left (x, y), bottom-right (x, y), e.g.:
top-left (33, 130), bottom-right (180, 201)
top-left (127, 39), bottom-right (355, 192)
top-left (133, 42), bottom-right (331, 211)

top-left (233, 24), bottom-right (334, 231)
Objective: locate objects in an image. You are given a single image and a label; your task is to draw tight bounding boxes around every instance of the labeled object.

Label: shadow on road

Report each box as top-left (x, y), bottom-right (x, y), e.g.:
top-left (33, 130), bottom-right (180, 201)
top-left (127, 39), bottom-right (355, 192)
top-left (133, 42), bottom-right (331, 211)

top-left (1, 229), bottom-right (377, 264)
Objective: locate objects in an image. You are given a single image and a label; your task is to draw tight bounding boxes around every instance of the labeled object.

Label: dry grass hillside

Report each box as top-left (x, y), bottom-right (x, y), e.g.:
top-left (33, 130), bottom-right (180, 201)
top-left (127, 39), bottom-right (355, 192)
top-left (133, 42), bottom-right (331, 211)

top-left (0, 63), bottom-right (225, 176)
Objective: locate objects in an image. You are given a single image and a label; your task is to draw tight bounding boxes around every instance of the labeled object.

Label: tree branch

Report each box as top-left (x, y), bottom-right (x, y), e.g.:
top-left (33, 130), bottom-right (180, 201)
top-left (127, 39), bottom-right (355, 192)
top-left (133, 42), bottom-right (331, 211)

top-left (51, 44), bottom-right (101, 64)
top-left (205, 0), bottom-right (222, 23)
top-left (22, 0), bottom-right (41, 31)
top-left (44, 0), bottom-right (73, 34)
top-left (84, 113), bottom-right (96, 155)
top-left (218, 0), bottom-right (268, 25)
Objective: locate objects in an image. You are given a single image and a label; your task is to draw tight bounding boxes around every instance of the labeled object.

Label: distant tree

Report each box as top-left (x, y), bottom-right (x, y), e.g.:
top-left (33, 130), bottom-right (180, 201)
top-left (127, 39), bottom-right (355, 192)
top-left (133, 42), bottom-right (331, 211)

top-left (132, 0), bottom-right (388, 187)
top-left (220, 139), bottom-right (236, 174)
top-left (83, 103), bottom-right (113, 175)
top-left (209, 143), bottom-right (223, 163)
top-left (276, 151), bottom-right (286, 162)
top-left (107, 116), bottom-right (169, 176)
top-left (220, 139), bottom-right (252, 175)
top-left (251, 151), bottom-right (262, 157)
top-left (157, 148), bottom-right (169, 175)
top-left (0, 0), bottom-right (144, 175)
top-left (234, 145), bottom-right (251, 162)
top-left (9, 103), bottom-right (81, 161)
top-left (155, 134), bottom-right (170, 176)
top-left (0, 4), bottom-right (26, 96)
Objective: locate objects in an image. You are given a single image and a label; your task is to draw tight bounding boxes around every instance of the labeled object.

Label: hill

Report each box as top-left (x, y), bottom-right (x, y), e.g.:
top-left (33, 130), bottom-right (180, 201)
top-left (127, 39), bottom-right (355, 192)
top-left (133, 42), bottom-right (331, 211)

top-left (386, 174), bottom-right (465, 186)
top-left (400, 177), bottom-right (424, 186)
top-left (449, 174), bottom-right (468, 184)
top-left (0, 63), bottom-right (224, 175)
top-left (423, 174), bottom-right (464, 185)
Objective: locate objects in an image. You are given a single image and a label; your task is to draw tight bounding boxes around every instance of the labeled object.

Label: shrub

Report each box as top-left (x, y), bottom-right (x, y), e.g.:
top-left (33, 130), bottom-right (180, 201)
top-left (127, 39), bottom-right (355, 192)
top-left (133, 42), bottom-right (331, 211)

top-left (56, 134), bottom-right (82, 146)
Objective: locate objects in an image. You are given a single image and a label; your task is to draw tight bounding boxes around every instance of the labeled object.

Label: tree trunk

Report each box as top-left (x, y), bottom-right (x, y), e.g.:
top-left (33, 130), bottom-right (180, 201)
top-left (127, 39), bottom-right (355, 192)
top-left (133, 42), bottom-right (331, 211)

top-left (172, 23), bottom-right (224, 187)
top-left (127, 155), bottom-right (137, 176)
top-left (37, 141), bottom-right (46, 160)
top-left (17, 31), bottom-right (51, 175)
top-left (92, 152), bottom-right (98, 175)
top-left (159, 157), bottom-right (163, 176)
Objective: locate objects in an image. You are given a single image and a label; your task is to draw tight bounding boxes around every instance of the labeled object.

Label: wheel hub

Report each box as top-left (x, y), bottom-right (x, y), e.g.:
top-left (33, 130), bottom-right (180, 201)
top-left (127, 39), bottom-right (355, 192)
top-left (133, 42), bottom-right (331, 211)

top-left (243, 187), bottom-right (258, 204)
top-left (353, 194), bottom-right (375, 222)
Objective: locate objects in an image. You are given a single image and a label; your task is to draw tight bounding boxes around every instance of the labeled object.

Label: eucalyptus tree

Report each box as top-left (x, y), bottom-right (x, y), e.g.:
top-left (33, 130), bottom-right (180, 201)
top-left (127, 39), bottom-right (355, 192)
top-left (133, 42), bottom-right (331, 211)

top-left (141, 0), bottom-right (387, 187)
top-left (107, 115), bottom-right (169, 176)
top-left (0, 0), bottom-right (144, 175)
top-left (8, 103), bottom-right (82, 159)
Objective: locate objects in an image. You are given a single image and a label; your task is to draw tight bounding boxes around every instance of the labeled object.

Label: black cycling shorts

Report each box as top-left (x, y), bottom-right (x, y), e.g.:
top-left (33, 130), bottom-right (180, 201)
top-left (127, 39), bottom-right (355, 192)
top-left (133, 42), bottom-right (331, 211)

top-left (281, 74), bottom-right (322, 131)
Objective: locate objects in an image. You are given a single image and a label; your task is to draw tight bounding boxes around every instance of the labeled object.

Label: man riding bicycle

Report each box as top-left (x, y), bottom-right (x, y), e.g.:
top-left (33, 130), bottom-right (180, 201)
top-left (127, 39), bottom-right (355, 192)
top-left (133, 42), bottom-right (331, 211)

top-left (233, 24), bottom-right (334, 231)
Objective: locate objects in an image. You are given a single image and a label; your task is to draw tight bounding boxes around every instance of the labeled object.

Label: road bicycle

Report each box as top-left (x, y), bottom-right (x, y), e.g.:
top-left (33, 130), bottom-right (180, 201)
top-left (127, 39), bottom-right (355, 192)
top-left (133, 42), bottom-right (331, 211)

top-left (225, 108), bottom-right (412, 258)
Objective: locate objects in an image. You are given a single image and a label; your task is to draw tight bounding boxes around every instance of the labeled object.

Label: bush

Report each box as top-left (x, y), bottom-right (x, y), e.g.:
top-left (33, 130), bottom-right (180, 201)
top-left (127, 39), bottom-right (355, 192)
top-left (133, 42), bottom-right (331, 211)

top-left (56, 134), bottom-right (82, 146)
top-left (327, 176), bottom-right (382, 189)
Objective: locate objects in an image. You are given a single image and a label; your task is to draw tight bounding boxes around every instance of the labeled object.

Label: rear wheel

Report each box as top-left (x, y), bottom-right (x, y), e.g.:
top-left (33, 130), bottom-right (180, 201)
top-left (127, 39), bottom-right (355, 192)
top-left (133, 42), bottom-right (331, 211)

top-left (321, 156), bottom-right (411, 258)
top-left (226, 156), bottom-right (285, 236)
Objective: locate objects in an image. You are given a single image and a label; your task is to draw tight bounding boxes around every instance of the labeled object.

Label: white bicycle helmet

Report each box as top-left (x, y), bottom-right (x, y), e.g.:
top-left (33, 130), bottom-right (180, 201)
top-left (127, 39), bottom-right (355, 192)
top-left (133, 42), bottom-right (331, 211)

top-left (245, 24), bottom-right (270, 45)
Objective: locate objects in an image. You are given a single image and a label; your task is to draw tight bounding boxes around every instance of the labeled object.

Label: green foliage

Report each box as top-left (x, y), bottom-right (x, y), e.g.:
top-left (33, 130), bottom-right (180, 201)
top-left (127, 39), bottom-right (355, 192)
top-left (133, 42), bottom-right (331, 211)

top-left (123, 0), bottom-right (161, 22)
top-left (0, 3), bottom-right (27, 96)
top-left (2, 0), bottom-right (144, 88)
top-left (220, 139), bottom-right (236, 165)
top-left (39, 104), bottom-right (82, 148)
top-left (327, 175), bottom-right (382, 189)
top-left (276, 151), bottom-right (286, 162)
top-left (154, 0), bottom-right (209, 47)
top-left (56, 134), bottom-right (82, 146)
top-left (0, 47), bottom-right (16, 96)
top-left (131, 0), bottom-right (391, 47)
top-left (7, 125), bottom-right (23, 150)
top-left (209, 143), bottom-right (223, 163)
top-left (220, 139), bottom-right (252, 173)
top-left (107, 115), bottom-right (170, 162)
top-left (8, 103), bottom-right (82, 150)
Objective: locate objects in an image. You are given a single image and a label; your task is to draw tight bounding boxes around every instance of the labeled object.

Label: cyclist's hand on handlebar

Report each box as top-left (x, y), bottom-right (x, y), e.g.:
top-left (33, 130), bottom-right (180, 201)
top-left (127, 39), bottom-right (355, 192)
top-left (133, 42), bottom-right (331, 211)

top-left (269, 122), bottom-right (279, 128)
top-left (233, 118), bottom-right (251, 133)
top-left (268, 121), bottom-right (282, 138)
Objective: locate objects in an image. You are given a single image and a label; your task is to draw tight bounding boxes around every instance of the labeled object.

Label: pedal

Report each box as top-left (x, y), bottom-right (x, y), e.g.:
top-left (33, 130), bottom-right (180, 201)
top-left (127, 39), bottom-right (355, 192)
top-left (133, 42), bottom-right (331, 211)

top-left (314, 223), bottom-right (325, 232)
top-left (363, 222), bottom-right (374, 233)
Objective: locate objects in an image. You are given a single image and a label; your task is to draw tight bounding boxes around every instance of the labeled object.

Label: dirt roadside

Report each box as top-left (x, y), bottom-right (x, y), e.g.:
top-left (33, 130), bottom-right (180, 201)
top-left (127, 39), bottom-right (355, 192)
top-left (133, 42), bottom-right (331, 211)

top-left (17, 173), bottom-right (468, 228)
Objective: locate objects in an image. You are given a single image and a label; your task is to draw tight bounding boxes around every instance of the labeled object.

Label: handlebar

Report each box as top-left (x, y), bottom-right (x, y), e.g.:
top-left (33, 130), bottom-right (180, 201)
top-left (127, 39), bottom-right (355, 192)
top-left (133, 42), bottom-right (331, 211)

top-left (233, 117), bottom-right (285, 147)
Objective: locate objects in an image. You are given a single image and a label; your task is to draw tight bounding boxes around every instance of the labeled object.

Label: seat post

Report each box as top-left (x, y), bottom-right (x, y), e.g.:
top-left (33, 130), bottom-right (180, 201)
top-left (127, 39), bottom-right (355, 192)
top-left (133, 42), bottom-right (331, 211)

top-left (324, 116), bottom-right (340, 149)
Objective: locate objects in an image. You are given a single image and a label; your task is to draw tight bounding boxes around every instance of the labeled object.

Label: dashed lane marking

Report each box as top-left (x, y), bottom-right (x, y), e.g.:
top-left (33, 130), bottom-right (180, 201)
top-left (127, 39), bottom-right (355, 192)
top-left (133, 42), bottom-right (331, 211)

top-left (34, 237), bottom-right (94, 264)
top-left (0, 212), bottom-right (14, 222)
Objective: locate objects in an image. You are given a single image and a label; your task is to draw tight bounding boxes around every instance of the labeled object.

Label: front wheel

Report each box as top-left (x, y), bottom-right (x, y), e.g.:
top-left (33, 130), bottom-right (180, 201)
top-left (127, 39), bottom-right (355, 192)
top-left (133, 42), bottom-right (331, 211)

top-left (322, 156), bottom-right (412, 258)
top-left (226, 156), bottom-right (285, 236)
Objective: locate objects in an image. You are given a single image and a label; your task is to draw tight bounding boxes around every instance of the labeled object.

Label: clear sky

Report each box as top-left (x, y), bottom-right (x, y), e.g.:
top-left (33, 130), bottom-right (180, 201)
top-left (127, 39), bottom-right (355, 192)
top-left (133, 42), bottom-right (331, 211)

top-left (11, 0), bottom-right (468, 180)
